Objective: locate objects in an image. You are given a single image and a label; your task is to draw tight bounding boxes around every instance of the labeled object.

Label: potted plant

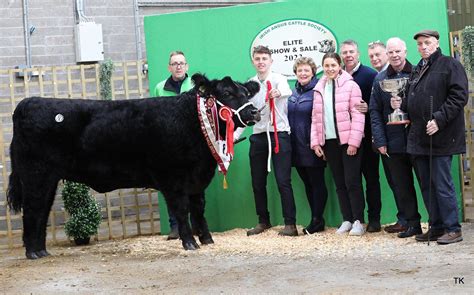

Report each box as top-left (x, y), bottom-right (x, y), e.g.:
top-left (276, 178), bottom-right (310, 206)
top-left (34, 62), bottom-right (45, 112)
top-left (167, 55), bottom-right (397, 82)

top-left (62, 181), bottom-right (102, 245)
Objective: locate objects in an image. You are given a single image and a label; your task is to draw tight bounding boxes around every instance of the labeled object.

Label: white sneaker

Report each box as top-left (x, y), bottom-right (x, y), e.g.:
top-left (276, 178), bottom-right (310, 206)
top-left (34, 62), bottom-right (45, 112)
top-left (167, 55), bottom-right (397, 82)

top-left (336, 221), bottom-right (352, 234)
top-left (349, 220), bottom-right (365, 236)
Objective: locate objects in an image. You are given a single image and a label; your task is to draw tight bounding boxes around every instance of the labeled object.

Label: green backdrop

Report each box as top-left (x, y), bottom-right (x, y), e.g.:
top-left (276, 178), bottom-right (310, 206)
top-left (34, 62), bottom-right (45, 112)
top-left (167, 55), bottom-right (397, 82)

top-left (144, 0), bottom-right (463, 234)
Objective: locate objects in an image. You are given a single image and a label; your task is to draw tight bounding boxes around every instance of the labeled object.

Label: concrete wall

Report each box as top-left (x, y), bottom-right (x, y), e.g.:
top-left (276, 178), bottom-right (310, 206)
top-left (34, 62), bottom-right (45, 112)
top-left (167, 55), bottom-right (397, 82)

top-left (0, 0), bottom-right (267, 70)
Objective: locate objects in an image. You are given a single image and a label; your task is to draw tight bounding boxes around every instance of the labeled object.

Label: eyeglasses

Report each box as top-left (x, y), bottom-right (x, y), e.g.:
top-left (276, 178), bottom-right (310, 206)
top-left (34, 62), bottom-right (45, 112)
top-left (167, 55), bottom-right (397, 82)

top-left (169, 62), bottom-right (187, 67)
top-left (368, 40), bottom-right (385, 47)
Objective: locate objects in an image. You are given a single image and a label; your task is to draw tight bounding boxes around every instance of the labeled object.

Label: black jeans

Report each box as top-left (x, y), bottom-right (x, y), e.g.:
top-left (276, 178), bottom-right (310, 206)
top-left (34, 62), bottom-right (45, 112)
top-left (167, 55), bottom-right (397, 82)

top-left (249, 132), bottom-right (296, 225)
top-left (360, 137), bottom-right (381, 223)
top-left (324, 140), bottom-right (365, 223)
top-left (382, 154), bottom-right (421, 227)
top-left (295, 166), bottom-right (328, 221)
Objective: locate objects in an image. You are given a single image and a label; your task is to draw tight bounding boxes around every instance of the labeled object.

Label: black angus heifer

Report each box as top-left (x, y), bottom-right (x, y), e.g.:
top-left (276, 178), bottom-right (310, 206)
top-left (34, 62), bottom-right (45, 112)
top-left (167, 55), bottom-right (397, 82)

top-left (7, 73), bottom-right (260, 259)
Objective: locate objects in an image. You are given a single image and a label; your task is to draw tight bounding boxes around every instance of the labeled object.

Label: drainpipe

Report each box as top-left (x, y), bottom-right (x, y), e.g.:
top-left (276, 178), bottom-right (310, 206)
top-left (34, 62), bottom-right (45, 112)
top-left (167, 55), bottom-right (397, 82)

top-left (133, 0), bottom-right (142, 60)
top-left (22, 0), bottom-right (31, 68)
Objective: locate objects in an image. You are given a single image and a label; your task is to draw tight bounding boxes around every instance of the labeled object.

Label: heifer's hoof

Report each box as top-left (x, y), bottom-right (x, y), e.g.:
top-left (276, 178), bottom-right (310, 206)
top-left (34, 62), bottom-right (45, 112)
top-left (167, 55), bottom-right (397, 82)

top-left (26, 249), bottom-right (51, 259)
top-left (199, 235), bottom-right (214, 245)
top-left (26, 252), bottom-right (39, 260)
top-left (37, 250), bottom-right (51, 258)
top-left (182, 240), bottom-right (200, 250)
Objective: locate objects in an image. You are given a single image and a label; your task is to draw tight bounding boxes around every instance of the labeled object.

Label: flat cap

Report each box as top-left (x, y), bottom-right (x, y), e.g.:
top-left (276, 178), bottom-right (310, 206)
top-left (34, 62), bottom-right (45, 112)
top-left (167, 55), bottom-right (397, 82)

top-left (413, 29), bottom-right (439, 40)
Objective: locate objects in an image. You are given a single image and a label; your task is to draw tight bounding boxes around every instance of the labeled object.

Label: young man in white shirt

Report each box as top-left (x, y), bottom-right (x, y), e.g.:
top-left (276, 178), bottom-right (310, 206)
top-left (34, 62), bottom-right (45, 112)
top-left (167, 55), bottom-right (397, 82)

top-left (244, 45), bottom-right (297, 236)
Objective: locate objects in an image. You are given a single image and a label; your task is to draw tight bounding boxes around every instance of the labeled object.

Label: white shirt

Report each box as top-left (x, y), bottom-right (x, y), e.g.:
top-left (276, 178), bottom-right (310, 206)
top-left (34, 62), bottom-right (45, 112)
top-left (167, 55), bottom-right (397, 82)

top-left (346, 62), bottom-right (361, 75)
top-left (379, 63), bottom-right (389, 73)
top-left (249, 72), bottom-right (292, 135)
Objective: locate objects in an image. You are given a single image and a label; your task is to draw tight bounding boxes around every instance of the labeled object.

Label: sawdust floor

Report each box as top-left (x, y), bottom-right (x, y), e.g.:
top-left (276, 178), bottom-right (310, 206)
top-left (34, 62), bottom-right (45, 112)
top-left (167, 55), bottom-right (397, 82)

top-left (1, 223), bottom-right (473, 294)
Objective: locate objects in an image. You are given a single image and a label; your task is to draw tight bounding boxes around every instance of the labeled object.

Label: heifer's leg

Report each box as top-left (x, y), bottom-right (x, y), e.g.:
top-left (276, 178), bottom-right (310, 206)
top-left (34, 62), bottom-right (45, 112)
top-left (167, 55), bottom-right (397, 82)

top-left (164, 192), bottom-right (199, 250)
top-left (21, 175), bottom-right (59, 259)
top-left (189, 192), bottom-right (214, 245)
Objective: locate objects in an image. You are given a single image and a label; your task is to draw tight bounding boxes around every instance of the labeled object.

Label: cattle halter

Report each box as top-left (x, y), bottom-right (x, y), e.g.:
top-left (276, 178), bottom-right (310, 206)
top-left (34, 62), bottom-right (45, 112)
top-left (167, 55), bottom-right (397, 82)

top-left (214, 99), bottom-right (253, 127)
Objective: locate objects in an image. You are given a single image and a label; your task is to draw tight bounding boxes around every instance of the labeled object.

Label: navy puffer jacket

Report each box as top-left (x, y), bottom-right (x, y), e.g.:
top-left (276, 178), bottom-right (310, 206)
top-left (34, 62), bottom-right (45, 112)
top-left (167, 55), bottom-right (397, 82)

top-left (288, 76), bottom-right (326, 167)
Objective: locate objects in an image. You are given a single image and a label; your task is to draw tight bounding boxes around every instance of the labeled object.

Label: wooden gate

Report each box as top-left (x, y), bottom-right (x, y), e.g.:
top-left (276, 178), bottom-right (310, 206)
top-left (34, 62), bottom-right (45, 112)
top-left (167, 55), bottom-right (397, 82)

top-left (0, 60), bottom-right (161, 249)
top-left (450, 30), bottom-right (474, 222)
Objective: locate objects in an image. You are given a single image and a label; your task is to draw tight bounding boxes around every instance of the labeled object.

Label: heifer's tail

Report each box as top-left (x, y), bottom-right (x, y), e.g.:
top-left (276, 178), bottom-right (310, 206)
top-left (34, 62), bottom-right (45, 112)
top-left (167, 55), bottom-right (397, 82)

top-left (7, 171), bottom-right (23, 213)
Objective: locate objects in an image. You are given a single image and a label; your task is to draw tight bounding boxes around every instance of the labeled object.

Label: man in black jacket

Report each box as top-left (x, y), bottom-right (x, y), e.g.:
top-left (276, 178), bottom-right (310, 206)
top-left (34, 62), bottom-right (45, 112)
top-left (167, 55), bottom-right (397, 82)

top-left (370, 37), bottom-right (421, 238)
top-left (393, 30), bottom-right (468, 244)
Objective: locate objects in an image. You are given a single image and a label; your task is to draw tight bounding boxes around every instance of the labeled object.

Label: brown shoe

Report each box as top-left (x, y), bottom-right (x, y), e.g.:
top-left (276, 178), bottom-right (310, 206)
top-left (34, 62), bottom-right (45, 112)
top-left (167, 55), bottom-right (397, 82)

top-left (384, 222), bottom-right (407, 233)
top-left (415, 229), bottom-right (445, 242)
top-left (247, 223), bottom-right (272, 236)
top-left (167, 227), bottom-right (179, 240)
top-left (278, 224), bottom-right (298, 236)
top-left (437, 231), bottom-right (463, 244)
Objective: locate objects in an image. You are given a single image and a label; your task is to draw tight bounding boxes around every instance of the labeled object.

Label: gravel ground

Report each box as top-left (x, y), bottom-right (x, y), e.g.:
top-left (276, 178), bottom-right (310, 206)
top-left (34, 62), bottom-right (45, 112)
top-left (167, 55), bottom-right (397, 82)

top-left (1, 223), bottom-right (473, 294)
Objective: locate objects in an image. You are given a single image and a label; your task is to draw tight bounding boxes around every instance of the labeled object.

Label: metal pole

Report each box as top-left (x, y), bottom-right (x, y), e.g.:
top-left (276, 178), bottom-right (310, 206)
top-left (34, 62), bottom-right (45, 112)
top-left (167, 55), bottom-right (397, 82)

top-left (133, 0), bottom-right (143, 60)
top-left (22, 0), bottom-right (31, 68)
top-left (428, 95), bottom-right (433, 246)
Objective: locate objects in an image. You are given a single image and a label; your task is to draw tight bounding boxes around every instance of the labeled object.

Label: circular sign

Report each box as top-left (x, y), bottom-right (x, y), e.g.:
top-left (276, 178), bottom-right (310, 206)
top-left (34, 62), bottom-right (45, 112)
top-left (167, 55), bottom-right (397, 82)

top-left (250, 19), bottom-right (337, 79)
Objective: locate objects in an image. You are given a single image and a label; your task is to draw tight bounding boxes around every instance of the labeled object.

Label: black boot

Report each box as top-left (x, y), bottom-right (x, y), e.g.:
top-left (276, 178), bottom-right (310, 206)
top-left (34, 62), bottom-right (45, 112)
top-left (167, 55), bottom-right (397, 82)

top-left (303, 218), bottom-right (325, 235)
top-left (398, 225), bottom-right (422, 238)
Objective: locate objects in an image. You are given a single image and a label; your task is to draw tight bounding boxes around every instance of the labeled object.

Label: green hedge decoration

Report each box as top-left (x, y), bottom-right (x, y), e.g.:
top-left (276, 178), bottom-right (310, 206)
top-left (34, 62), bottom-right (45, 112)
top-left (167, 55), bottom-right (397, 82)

top-left (99, 59), bottom-right (115, 100)
top-left (62, 181), bottom-right (102, 242)
top-left (461, 26), bottom-right (474, 75)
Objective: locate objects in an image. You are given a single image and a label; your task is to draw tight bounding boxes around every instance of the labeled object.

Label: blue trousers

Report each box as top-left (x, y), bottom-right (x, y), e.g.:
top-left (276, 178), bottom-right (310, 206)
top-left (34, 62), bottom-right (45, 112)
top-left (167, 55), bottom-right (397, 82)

top-left (412, 155), bottom-right (461, 232)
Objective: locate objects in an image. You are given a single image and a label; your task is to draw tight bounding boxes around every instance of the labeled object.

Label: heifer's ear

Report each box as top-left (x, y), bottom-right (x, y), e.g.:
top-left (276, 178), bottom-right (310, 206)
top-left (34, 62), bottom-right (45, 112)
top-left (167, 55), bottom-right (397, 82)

top-left (243, 81), bottom-right (260, 98)
top-left (192, 73), bottom-right (209, 88)
top-left (222, 76), bottom-right (234, 84)
top-left (192, 73), bottom-right (211, 96)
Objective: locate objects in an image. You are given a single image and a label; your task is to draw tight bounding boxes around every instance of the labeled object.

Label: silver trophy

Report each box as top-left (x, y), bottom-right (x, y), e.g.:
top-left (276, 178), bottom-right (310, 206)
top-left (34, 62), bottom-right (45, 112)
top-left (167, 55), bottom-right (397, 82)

top-left (379, 78), bottom-right (410, 125)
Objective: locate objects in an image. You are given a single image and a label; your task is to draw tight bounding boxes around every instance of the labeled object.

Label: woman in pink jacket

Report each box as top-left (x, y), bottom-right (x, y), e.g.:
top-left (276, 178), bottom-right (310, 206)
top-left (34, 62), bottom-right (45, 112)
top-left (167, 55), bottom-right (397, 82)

top-left (310, 52), bottom-right (366, 236)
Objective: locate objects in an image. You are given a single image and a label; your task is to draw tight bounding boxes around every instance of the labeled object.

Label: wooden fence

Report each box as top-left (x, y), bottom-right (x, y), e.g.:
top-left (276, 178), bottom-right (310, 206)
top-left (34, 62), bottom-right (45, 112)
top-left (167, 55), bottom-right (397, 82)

top-left (0, 60), bottom-right (161, 250)
top-left (450, 30), bottom-right (474, 221)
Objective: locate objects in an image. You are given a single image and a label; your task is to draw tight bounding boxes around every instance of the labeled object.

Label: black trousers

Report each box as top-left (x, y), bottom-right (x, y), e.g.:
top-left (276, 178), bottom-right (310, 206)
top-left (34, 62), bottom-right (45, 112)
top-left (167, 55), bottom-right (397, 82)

top-left (249, 132), bottom-right (296, 225)
top-left (380, 156), bottom-right (407, 225)
top-left (360, 137), bottom-right (382, 223)
top-left (382, 154), bottom-right (421, 227)
top-left (324, 140), bottom-right (365, 223)
top-left (295, 166), bottom-right (328, 221)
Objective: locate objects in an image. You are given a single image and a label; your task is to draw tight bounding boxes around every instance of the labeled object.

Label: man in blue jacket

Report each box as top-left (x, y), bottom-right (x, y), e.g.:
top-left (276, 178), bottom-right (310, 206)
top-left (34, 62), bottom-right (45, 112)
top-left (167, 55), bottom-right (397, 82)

top-left (370, 37), bottom-right (421, 238)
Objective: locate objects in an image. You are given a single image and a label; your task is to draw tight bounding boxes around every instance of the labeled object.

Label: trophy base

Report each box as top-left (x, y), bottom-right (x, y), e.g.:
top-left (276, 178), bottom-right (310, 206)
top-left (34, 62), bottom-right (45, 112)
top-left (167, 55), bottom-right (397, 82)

top-left (387, 112), bottom-right (410, 125)
top-left (387, 120), bottom-right (410, 125)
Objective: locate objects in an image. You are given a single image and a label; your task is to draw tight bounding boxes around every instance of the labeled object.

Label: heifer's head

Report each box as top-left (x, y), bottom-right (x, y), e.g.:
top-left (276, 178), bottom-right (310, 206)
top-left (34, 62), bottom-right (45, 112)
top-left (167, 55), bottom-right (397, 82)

top-left (192, 73), bottom-right (261, 127)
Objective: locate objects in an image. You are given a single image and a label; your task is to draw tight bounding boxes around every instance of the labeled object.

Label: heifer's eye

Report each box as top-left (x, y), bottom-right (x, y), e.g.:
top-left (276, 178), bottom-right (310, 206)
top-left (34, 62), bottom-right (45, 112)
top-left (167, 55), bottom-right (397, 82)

top-left (223, 91), bottom-right (230, 96)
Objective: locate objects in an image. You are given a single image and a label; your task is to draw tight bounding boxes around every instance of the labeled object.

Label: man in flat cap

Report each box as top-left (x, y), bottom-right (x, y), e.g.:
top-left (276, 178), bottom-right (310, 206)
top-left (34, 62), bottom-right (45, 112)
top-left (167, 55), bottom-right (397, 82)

top-left (392, 29), bottom-right (468, 244)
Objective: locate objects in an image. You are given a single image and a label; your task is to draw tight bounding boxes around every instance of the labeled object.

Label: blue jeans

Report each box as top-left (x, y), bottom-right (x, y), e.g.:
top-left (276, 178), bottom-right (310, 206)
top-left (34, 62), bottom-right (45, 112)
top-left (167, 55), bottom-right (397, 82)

top-left (412, 155), bottom-right (461, 232)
